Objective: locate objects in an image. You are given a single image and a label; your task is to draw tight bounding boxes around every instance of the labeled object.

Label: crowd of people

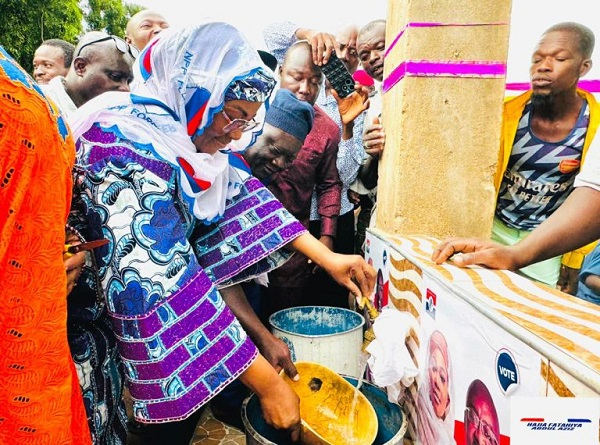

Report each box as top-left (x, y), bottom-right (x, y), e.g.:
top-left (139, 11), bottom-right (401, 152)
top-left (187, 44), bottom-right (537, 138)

top-left (1, 8), bottom-right (385, 445)
top-left (1, 6), bottom-right (599, 445)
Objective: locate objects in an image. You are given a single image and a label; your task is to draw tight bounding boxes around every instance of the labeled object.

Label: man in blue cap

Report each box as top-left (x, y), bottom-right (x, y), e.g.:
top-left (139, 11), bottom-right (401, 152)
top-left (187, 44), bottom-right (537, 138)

top-left (244, 88), bottom-right (315, 182)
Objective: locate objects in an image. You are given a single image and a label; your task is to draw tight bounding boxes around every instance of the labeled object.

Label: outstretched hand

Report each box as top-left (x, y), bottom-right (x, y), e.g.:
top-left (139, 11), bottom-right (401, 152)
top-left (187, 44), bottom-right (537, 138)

top-left (333, 85), bottom-right (370, 125)
top-left (305, 30), bottom-right (339, 66)
top-left (322, 252), bottom-right (376, 298)
top-left (255, 333), bottom-right (299, 382)
top-left (432, 237), bottom-right (522, 271)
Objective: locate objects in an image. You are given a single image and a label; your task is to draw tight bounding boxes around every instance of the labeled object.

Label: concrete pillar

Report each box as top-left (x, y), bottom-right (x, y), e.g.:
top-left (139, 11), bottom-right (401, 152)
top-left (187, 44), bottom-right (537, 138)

top-left (377, 0), bottom-right (512, 238)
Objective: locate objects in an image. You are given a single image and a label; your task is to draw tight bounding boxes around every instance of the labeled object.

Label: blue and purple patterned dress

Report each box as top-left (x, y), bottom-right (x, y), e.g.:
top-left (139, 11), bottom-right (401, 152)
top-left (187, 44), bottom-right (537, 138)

top-left (72, 120), bottom-right (305, 428)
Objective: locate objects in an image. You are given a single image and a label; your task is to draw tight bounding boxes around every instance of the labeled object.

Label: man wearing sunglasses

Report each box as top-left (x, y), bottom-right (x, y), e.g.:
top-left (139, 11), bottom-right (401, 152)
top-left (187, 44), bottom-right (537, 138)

top-left (39, 30), bottom-right (137, 444)
top-left (41, 31), bottom-right (136, 117)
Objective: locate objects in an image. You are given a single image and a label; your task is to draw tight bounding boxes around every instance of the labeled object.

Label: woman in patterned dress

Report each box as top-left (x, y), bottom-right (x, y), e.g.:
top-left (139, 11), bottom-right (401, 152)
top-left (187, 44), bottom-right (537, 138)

top-left (68, 21), bottom-right (375, 445)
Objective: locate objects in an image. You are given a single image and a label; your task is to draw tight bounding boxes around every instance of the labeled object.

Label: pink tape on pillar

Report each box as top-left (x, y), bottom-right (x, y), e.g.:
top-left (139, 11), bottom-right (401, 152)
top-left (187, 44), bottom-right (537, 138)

top-left (382, 60), bottom-right (507, 93)
top-left (384, 21), bottom-right (509, 58)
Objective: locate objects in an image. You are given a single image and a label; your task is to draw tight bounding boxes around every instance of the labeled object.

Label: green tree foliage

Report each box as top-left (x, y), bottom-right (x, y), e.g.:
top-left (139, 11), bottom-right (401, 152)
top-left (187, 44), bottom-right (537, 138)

top-left (0, 0), bottom-right (143, 73)
top-left (0, 0), bottom-right (82, 71)
top-left (83, 0), bottom-right (144, 37)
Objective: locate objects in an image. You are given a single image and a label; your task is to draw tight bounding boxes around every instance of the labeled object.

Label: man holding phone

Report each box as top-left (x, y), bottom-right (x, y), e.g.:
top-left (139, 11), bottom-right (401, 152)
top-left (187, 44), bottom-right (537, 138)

top-left (264, 21), bottom-right (371, 308)
top-left (260, 40), bottom-right (344, 316)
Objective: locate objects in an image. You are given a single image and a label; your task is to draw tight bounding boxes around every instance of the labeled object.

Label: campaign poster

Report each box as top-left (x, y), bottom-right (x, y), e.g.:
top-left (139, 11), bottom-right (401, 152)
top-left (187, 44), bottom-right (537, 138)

top-left (510, 396), bottom-right (600, 444)
top-left (364, 232), bottom-right (390, 311)
top-left (416, 277), bottom-right (544, 445)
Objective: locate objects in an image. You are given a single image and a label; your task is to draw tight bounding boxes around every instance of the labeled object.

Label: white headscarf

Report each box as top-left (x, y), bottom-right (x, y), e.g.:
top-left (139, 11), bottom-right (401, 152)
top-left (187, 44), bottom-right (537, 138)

top-left (70, 22), bottom-right (275, 223)
top-left (416, 330), bottom-right (456, 445)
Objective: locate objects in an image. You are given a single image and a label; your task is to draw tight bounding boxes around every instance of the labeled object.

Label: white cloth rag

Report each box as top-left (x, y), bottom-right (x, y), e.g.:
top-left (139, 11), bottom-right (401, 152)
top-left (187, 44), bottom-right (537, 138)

top-left (366, 308), bottom-right (419, 402)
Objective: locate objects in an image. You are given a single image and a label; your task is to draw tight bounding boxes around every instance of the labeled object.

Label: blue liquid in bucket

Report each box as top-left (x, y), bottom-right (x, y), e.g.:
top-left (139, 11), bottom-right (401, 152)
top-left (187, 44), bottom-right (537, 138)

top-left (269, 306), bottom-right (364, 336)
top-left (242, 377), bottom-right (406, 445)
top-left (343, 377), bottom-right (406, 444)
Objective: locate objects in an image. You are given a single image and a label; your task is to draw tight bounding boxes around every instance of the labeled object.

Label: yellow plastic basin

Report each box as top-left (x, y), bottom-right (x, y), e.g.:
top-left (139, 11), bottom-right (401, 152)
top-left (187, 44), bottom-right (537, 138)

top-left (281, 361), bottom-right (378, 445)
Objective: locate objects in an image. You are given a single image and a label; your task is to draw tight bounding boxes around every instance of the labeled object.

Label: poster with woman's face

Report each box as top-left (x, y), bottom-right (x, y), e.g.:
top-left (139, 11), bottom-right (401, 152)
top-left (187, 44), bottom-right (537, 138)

top-left (417, 278), bottom-right (544, 445)
top-left (364, 236), bottom-right (390, 311)
top-left (417, 327), bottom-right (456, 444)
top-left (428, 333), bottom-right (451, 419)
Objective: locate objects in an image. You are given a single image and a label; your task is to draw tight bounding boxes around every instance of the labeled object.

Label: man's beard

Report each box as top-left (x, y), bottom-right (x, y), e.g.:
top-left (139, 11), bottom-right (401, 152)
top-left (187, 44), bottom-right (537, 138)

top-left (531, 93), bottom-right (557, 118)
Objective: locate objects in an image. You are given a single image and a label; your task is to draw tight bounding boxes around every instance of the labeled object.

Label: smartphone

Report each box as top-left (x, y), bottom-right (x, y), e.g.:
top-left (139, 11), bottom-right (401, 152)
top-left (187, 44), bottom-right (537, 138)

top-left (320, 51), bottom-right (355, 98)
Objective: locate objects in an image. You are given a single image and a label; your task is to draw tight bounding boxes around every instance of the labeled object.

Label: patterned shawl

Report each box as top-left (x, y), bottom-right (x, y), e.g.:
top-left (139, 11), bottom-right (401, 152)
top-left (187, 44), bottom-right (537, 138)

top-left (70, 22), bottom-right (275, 224)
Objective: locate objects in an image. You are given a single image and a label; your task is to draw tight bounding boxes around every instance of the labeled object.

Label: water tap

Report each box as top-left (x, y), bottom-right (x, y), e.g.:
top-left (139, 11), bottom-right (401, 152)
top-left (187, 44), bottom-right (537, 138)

top-left (357, 295), bottom-right (379, 322)
top-left (357, 295), bottom-right (379, 351)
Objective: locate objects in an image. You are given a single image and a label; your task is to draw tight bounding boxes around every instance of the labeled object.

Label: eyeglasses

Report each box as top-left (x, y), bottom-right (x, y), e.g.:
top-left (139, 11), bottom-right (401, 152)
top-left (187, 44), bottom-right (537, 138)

top-left (221, 108), bottom-right (260, 133)
top-left (76, 35), bottom-right (140, 59)
top-left (465, 407), bottom-right (499, 445)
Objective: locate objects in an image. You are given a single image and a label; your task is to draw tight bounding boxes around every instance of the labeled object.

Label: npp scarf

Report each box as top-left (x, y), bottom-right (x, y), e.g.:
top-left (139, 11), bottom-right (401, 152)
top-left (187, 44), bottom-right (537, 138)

top-left (70, 21), bottom-right (275, 223)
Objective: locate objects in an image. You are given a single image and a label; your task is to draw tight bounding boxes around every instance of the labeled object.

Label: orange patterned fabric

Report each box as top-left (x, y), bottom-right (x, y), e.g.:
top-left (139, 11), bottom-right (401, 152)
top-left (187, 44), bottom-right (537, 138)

top-left (0, 49), bottom-right (91, 444)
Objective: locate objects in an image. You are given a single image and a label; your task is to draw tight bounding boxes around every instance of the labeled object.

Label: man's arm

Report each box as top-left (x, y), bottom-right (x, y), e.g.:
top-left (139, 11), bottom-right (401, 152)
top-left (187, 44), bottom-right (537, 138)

top-left (358, 115), bottom-right (385, 189)
top-left (506, 186), bottom-right (600, 264)
top-left (219, 284), bottom-right (299, 380)
top-left (576, 246), bottom-right (600, 297)
top-left (583, 273), bottom-right (600, 295)
top-left (331, 95), bottom-right (372, 207)
top-left (358, 154), bottom-right (379, 190)
top-left (432, 187), bottom-right (600, 268)
top-left (314, 121), bottom-right (343, 241)
top-left (335, 137), bottom-right (363, 192)
top-left (263, 21), bottom-right (339, 67)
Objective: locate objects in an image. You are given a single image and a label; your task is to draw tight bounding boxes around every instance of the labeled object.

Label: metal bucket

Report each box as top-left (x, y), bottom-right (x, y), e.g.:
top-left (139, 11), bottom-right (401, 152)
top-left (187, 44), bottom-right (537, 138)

top-left (241, 377), bottom-right (407, 445)
top-left (343, 377), bottom-right (407, 445)
top-left (242, 393), bottom-right (292, 445)
top-left (269, 306), bottom-right (365, 378)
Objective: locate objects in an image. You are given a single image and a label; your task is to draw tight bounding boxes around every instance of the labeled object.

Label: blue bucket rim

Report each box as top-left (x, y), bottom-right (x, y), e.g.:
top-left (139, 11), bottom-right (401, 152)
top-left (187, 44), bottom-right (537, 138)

top-left (241, 382), bottom-right (408, 445)
top-left (269, 305), bottom-right (365, 338)
top-left (341, 375), bottom-right (408, 444)
top-left (241, 395), bottom-right (278, 445)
